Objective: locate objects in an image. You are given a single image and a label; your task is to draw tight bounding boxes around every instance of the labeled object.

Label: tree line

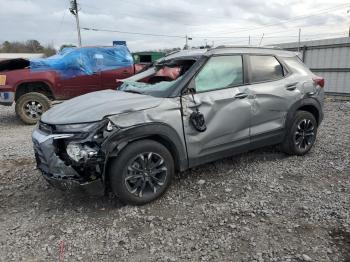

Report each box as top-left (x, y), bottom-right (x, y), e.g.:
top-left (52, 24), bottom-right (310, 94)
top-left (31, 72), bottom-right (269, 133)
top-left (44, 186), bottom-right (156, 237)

top-left (0, 40), bottom-right (57, 57)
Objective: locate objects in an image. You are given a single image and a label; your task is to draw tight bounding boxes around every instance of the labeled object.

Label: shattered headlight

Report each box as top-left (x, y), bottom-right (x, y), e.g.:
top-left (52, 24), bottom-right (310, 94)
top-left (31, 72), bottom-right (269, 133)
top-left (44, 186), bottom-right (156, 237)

top-left (66, 143), bottom-right (98, 162)
top-left (64, 120), bottom-right (118, 162)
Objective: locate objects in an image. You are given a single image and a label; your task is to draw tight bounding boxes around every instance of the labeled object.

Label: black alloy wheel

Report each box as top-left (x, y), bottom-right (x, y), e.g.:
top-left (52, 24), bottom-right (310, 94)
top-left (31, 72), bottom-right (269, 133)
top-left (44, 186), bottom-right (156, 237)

top-left (281, 110), bottom-right (318, 155)
top-left (125, 152), bottom-right (168, 198)
top-left (109, 140), bottom-right (174, 205)
top-left (294, 119), bottom-right (315, 151)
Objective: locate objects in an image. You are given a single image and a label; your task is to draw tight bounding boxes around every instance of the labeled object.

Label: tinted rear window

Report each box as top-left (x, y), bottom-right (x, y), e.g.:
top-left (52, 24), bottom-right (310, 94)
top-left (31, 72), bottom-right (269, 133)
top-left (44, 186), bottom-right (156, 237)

top-left (250, 55), bottom-right (284, 82)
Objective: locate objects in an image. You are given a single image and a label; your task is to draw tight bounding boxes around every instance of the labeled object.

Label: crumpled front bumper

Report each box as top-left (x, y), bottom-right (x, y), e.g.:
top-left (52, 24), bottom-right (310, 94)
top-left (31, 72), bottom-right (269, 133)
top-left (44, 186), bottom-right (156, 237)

top-left (32, 129), bottom-right (104, 195)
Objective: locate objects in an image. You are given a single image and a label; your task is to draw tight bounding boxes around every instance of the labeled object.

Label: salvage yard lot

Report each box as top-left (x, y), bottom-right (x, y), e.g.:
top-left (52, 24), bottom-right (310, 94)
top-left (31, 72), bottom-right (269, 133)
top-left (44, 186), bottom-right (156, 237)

top-left (0, 100), bottom-right (349, 261)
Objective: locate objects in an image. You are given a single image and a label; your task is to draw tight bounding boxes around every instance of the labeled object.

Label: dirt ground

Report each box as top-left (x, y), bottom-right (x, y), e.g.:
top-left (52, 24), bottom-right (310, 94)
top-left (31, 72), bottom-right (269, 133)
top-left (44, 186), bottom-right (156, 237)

top-left (0, 100), bottom-right (349, 262)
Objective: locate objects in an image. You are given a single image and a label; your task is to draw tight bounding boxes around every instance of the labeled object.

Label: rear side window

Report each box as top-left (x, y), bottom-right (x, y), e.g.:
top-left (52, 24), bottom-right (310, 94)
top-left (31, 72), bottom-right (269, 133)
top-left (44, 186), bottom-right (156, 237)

top-left (195, 55), bottom-right (243, 92)
top-left (250, 55), bottom-right (284, 83)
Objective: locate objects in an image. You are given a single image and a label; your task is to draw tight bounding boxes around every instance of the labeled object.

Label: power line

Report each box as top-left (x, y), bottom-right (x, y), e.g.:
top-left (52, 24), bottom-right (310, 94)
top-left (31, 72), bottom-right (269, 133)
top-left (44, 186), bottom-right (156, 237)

top-left (81, 27), bottom-right (185, 38)
top-left (81, 26), bottom-right (346, 40)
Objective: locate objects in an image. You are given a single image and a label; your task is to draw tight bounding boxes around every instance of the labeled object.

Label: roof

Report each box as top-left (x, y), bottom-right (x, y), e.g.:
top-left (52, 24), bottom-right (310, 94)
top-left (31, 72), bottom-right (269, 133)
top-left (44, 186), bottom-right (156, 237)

top-left (160, 49), bottom-right (208, 61)
top-left (208, 46), bottom-right (296, 57)
top-left (159, 47), bottom-right (296, 60)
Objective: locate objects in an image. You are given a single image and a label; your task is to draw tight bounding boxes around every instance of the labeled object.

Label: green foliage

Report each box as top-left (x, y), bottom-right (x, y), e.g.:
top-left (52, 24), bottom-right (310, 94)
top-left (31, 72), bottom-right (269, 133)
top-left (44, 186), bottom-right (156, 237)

top-left (0, 40), bottom-right (57, 57)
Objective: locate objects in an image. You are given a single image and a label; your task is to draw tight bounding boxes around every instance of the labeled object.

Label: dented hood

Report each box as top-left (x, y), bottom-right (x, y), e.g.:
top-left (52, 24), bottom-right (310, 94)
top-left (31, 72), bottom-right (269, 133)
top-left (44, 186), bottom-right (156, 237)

top-left (41, 90), bottom-right (163, 125)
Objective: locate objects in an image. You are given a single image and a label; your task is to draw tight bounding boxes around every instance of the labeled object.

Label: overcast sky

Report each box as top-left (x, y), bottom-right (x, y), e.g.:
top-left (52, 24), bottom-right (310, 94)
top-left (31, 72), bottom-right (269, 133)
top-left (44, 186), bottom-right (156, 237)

top-left (0, 0), bottom-right (349, 51)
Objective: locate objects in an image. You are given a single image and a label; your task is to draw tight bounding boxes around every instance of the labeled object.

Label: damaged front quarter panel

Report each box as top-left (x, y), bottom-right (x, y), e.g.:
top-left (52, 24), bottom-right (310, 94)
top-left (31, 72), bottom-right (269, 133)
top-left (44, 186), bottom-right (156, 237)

top-left (101, 97), bottom-right (188, 172)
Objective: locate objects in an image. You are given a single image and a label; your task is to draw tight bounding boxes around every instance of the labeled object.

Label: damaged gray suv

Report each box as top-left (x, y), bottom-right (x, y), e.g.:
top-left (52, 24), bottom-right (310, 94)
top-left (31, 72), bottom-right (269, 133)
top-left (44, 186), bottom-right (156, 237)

top-left (32, 47), bottom-right (325, 205)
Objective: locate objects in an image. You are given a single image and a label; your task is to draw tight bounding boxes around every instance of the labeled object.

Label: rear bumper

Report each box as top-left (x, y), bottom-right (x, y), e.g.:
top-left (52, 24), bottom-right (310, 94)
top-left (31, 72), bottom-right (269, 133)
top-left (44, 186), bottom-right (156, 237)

top-left (32, 128), bottom-right (105, 196)
top-left (0, 90), bottom-right (14, 106)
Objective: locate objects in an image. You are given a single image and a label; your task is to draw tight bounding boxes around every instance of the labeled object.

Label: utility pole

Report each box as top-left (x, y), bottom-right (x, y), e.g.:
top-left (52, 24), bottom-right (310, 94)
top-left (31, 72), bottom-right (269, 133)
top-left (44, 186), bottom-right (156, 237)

top-left (348, 8), bottom-right (350, 37)
top-left (259, 33), bottom-right (264, 46)
top-left (248, 35), bottom-right (251, 45)
top-left (70, 0), bottom-right (82, 47)
top-left (298, 28), bottom-right (301, 52)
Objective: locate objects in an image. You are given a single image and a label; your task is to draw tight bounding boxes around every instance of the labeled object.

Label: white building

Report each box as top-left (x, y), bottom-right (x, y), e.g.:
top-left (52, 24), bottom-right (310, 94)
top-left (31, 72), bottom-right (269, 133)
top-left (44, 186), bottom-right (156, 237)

top-left (0, 53), bottom-right (44, 61)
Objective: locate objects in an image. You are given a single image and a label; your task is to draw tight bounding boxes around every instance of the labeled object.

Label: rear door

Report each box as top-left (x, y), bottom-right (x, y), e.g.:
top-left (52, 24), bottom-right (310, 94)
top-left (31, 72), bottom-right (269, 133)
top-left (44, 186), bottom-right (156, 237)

top-left (59, 73), bottom-right (101, 99)
top-left (246, 55), bottom-right (301, 139)
top-left (182, 55), bottom-right (251, 166)
top-left (58, 50), bottom-right (101, 99)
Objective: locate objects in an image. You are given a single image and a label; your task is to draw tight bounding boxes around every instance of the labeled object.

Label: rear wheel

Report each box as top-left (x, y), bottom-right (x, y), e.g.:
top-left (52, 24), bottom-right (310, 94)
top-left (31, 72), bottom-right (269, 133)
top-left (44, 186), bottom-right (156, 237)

top-left (281, 110), bottom-right (317, 155)
top-left (109, 140), bottom-right (174, 205)
top-left (15, 92), bottom-right (51, 125)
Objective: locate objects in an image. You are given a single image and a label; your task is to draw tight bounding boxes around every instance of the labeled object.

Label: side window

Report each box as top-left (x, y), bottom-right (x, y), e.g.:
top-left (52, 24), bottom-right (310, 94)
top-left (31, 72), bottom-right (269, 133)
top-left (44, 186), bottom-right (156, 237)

top-left (195, 55), bottom-right (243, 92)
top-left (250, 55), bottom-right (284, 83)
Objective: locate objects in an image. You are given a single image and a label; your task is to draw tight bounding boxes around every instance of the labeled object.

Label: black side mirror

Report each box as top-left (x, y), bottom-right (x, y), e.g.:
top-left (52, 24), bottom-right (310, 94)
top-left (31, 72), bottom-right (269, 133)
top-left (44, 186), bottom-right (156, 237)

top-left (190, 111), bottom-right (207, 132)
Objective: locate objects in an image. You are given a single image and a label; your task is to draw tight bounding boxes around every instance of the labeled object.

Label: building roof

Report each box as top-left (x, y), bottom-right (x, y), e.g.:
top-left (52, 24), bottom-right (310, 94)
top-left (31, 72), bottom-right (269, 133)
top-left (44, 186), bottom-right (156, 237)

top-left (274, 37), bottom-right (350, 49)
top-left (0, 53), bottom-right (44, 60)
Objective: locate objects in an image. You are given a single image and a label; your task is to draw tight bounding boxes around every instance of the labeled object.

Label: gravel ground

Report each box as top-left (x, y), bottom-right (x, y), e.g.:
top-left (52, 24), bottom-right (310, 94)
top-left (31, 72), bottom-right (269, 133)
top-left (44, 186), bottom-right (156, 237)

top-left (0, 100), bottom-right (349, 262)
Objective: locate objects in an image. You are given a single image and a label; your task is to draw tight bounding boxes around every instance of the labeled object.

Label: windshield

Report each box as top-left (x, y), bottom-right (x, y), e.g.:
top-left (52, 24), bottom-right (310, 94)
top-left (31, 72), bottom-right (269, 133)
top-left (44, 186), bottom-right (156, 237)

top-left (119, 58), bottom-right (197, 97)
top-left (119, 76), bottom-right (183, 95)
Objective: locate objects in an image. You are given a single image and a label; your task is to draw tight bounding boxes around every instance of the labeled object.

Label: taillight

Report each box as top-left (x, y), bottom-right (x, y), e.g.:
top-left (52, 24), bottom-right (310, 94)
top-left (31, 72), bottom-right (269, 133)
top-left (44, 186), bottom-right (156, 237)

top-left (313, 76), bottom-right (325, 88)
top-left (0, 75), bottom-right (6, 86)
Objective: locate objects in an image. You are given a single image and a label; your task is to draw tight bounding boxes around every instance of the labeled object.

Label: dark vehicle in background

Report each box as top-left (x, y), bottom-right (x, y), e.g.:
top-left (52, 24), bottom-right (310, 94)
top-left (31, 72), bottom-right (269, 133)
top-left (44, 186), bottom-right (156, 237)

top-left (0, 46), bottom-right (144, 124)
top-left (32, 47), bottom-right (325, 205)
top-left (133, 51), bottom-right (166, 64)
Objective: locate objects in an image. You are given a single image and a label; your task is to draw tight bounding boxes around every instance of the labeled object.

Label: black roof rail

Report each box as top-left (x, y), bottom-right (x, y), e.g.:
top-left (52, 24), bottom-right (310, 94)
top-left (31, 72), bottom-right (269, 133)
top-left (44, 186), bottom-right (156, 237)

top-left (214, 45), bottom-right (282, 50)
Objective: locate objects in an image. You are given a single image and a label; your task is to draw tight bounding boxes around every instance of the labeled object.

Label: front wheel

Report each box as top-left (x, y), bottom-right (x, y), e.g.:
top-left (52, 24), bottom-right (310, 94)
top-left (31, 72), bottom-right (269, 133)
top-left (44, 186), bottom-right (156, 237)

top-left (109, 140), bottom-right (174, 205)
top-left (15, 92), bottom-right (51, 125)
top-left (281, 110), bottom-right (318, 155)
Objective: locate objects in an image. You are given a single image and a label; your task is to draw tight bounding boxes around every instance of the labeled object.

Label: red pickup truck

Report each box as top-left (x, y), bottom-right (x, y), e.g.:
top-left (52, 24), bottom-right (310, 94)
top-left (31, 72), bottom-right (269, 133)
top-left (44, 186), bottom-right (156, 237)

top-left (0, 46), bottom-right (144, 124)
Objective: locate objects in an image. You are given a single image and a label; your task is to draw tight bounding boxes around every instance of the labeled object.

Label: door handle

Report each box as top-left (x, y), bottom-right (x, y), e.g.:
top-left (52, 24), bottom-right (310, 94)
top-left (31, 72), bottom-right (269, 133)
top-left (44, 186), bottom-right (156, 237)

top-left (286, 82), bottom-right (298, 91)
top-left (122, 70), bottom-right (130, 75)
top-left (234, 93), bottom-right (248, 99)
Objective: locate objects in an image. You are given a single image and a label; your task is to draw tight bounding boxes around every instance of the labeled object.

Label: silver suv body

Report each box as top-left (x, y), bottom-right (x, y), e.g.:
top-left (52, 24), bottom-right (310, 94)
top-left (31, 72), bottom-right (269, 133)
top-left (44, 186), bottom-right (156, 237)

top-left (32, 47), bottom-right (325, 205)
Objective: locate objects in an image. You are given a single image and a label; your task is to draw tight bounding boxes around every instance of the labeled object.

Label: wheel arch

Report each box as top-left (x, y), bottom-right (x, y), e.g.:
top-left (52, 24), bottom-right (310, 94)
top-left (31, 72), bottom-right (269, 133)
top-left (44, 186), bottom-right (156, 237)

top-left (297, 104), bottom-right (320, 125)
top-left (286, 98), bottom-right (323, 128)
top-left (15, 81), bottom-right (55, 101)
top-left (102, 123), bottom-right (188, 176)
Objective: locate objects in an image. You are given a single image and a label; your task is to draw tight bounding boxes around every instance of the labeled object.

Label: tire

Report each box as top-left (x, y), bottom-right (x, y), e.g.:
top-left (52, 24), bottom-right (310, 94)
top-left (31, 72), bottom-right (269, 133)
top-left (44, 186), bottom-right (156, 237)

top-left (281, 110), bottom-right (318, 156)
top-left (15, 92), bottom-right (51, 125)
top-left (109, 140), bottom-right (175, 205)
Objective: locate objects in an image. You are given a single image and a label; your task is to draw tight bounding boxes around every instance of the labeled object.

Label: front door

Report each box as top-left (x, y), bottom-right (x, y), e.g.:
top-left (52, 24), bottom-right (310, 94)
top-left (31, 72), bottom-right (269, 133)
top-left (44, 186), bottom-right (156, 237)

top-left (181, 55), bottom-right (251, 166)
